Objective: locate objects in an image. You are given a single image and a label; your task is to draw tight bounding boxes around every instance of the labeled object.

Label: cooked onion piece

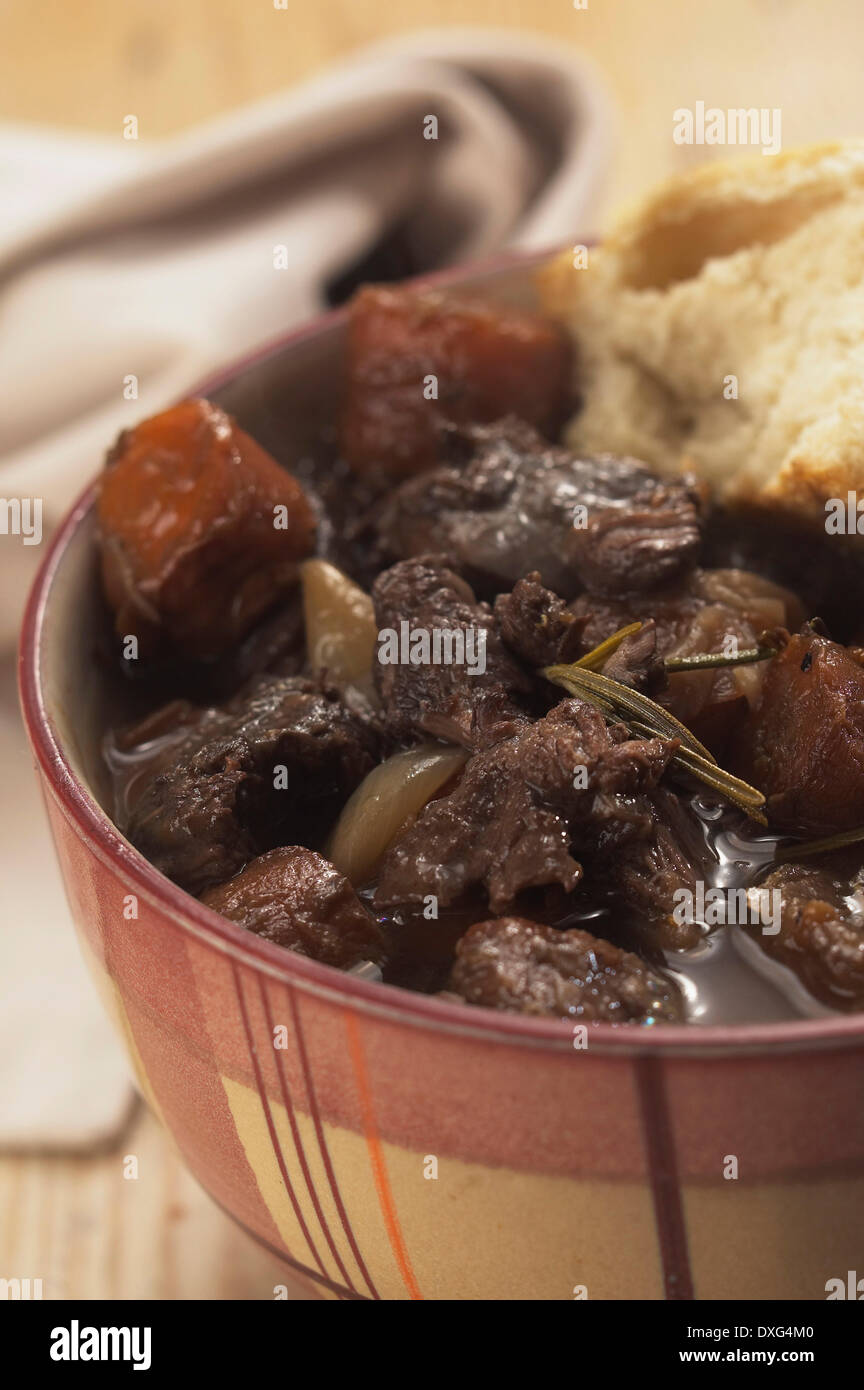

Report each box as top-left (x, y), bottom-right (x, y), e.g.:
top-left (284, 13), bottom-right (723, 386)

top-left (301, 559), bottom-right (377, 680)
top-left (328, 745), bottom-right (468, 885)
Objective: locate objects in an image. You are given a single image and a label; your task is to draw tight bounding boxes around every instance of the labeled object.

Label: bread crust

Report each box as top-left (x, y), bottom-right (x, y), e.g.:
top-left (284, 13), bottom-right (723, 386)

top-left (540, 140), bottom-right (864, 527)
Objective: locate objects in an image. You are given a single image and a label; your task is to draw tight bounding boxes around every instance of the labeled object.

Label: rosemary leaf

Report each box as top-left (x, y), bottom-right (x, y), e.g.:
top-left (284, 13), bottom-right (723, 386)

top-left (664, 646), bottom-right (778, 673)
top-left (776, 826), bottom-right (864, 861)
top-left (543, 663), bottom-right (717, 764)
top-left (541, 661), bottom-right (767, 822)
top-left (673, 747), bottom-right (768, 815)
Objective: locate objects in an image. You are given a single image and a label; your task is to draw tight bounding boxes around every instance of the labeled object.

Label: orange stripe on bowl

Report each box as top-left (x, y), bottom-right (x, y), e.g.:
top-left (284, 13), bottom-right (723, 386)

top-left (344, 1011), bottom-right (424, 1301)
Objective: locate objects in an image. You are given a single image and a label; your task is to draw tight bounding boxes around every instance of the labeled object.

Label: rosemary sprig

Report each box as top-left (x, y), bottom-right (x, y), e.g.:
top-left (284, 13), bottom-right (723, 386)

top-left (775, 826), bottom-right (864, 861)
top-left (664, 646), bottom-right (778, 672)
top-left (542, 661), bottom-right (767, 822)
top-left (571, 621), bottom-right (778, 676)
top-left (672, 747), bottom-right (768, 822)
top-left (544, 662), bottom-right (717, 763)
top-left (621, 719), bottom-right (765, 816)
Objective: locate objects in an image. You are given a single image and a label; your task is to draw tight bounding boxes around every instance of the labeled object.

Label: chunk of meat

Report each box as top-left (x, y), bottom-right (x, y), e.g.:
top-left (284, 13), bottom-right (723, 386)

top-left (116, 676), bottom-right (381, 897)
top-left (593, 789), bottom-right (714, 951)
top-left (201, 847), bottom-right (385, 969)
top-left (494, 574), bottom-right (586, 668)
top-left (372, 555), bottom-right (533, 751)
top-left (446, 917), bottom-right (682, 1023)
top-left (376, 418), bottom-right (702, 598)
top-left (341, 288), bottom-right (572, 477)
top-left (98, 399), bottom-right (317, 660)
top-left (571, 567), bottom-right (802, 756)
top-left (755, 864), bottom-right (864, 1010)
top-left (741, 628), bottom-right (864, 835)
top-left (495, 573), bottom-right (667, 691)
top-left (375, 698), bottom-right (677, 914)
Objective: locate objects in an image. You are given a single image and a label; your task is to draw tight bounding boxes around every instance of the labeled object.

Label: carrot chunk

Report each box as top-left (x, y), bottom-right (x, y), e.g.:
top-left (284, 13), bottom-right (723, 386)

top-left (98, 399), bottom-right (316, 660)
top-left (341, 287), bottom-right (573, 477)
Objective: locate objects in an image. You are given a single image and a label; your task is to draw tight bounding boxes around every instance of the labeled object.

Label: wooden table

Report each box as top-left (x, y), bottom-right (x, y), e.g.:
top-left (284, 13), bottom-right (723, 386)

top-left (2, 0), bottom-right (862, 1301)
top-left (3, 0), bottom-right (863, 212)
top-left (0, 1103), bottom-right (316, 1301)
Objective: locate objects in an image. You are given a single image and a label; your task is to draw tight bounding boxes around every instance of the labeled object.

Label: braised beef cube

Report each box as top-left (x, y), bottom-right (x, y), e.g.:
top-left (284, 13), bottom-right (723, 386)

top-left (571, 568), bottom-right (802, 758)
top-left (741, 629), bottom-right (864, 834)
top-left (119, 676), bottom-right (381, 897)
top-left (375, 698), bottom-right (677, 914)
top-left (98, 399), bottom-right (316, 661)
top-left (494, 574), bottom-right (586, 668)
top-left (447, 917), bottom-right (683, 1023)
top-left (376, 418), bottom-right (702, 598)
top-left (755, 864), bottom-right (864, 1010)
top-left (494, 577), bottom-right (663, 692)
top-left (372, 555), bottom-right (533, 751)
top-left (341, 288), bottom-right (572, 477)
top-left (594, 789), bottom-right (714, 951)
top-left (201, 847), bottom-right (385, 969)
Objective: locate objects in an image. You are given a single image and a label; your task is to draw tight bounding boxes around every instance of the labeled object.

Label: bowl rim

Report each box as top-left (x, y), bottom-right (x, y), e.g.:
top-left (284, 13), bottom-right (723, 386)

top-left (18, 275), bottom-right (864, 1060)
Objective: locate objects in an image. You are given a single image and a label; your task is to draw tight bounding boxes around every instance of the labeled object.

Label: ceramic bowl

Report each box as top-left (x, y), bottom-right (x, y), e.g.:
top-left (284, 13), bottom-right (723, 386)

top-left (19, 255), bottom-right (864, 1301)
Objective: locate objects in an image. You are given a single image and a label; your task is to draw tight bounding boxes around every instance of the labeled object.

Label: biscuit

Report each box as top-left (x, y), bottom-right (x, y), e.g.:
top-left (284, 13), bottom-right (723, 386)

top-left (540, 140), bottom-right (864, 523)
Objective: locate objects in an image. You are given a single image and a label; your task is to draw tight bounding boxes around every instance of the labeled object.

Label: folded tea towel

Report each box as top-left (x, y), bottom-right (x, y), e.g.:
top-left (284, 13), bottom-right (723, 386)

top-left (0, 28), bottom-right (611, 1147)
